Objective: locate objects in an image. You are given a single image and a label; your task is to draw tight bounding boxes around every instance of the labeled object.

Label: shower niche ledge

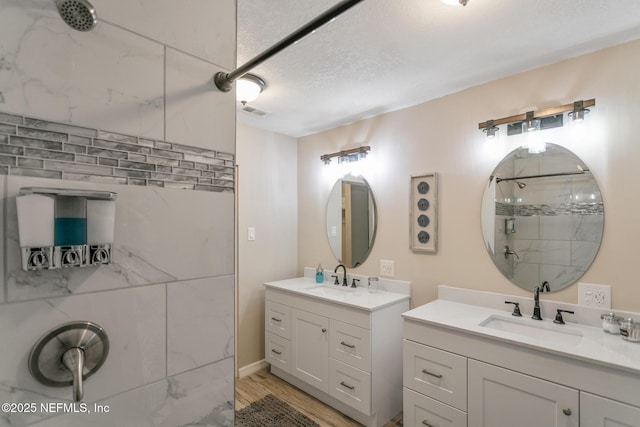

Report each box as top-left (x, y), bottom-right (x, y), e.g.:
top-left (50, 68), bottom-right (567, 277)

top-left (17, 187), bottom-right (117, 271)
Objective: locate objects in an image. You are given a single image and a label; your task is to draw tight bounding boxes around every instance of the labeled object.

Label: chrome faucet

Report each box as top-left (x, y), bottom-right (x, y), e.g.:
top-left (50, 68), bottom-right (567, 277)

top-left (334, 264), bottom-right (348, 286)
top-left (532, 281), bottom-right (550, 320)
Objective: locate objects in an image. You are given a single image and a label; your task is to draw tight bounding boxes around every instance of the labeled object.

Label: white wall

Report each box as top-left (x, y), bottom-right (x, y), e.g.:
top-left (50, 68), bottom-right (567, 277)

top-left (236, 124), bottom-right (298, 371)
top-left (0, 0), bottom-right (237, 425)
top-left (298, 39), bottom-right (640, 312)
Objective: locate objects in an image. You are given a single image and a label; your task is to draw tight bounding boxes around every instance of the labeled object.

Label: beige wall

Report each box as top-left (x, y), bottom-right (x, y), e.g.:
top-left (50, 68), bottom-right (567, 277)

top-left (236, 39), bottom-right (640, 371)
top-left (236, 124), bottom-right (299, 370)
top-left (298, 39), bottom-right (640, 312)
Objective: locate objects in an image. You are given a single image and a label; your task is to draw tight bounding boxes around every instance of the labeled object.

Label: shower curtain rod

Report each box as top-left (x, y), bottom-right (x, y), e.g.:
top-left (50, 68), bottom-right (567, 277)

top-left (495, 170), bottom-right (589, 183)
top-left (214, 0), bottom-right (365, 92)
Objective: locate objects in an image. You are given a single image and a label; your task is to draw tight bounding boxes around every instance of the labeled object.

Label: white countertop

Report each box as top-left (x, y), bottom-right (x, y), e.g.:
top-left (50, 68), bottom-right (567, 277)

top-left (403, 299), bottom-right (640, 375)
top-left (265, 277), bottom-right (410, 312)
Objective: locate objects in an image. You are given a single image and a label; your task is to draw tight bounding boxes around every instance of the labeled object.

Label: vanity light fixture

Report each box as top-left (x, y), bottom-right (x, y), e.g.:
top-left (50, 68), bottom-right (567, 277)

top-left (236, 73), bottom-right (266, 105)
top-left (482, 120), bottom-right (499, 138)
top-left (321, 146), bottom-right (370, 165)
top-left (479, 99), bottom-right (595, 138)
top-left (568, 100), bottom-right (590, 122)
top-left (522, 111), bottom-right (541, 133)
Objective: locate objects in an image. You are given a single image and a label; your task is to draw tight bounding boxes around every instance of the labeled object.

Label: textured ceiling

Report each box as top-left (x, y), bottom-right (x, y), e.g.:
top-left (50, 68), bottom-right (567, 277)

top-left (237, 0), bottom-right (640, 138)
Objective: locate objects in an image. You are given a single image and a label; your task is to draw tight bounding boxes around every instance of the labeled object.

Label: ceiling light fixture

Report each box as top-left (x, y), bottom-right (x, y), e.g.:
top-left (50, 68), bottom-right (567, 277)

top-left (479, 99), bottom-right (595, 137)
top-left (442, 0), bottom-right (471, 6)
top-left (236, 74), bottom-right (266, 105)
top-left (213, 0), bottom-right (364, 94)
top-left (321, 146), bottom-right (370, 165)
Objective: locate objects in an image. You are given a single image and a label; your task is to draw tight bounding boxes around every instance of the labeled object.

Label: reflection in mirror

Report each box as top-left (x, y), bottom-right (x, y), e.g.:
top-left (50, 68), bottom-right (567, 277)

top-left (481, 143), bottom-right (604, 292)
top-left (326, 174), bottom-right (377, 268)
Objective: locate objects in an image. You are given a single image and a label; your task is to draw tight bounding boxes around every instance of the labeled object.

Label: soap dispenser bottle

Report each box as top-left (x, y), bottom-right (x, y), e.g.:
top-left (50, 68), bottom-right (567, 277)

top-left (315, 264), bottom-right (324, 283)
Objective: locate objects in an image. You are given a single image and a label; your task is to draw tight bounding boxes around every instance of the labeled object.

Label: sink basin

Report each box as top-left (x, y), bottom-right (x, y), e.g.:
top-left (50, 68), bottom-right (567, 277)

top-left (479, 315), bottom-right (583, 345)
top-left (303, 285), bottom-right (358, 297)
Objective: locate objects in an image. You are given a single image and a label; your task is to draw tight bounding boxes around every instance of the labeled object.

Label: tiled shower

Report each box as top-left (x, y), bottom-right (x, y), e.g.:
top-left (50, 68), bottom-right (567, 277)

top-left (0, 0), bottom-right (236, 425)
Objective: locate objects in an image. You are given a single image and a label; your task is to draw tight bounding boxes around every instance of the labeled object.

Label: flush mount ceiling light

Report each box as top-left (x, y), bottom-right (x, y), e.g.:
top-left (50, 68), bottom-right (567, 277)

top-left (236, 74), bottom-right (266, 105)
top-left (442, 0), bottom-right (471, 6)
top-left (213, 0), bottom-right (364, 95)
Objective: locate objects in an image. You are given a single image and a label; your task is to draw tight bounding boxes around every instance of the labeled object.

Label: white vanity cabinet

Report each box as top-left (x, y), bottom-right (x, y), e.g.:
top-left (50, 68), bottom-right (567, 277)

top-left (265, 279), bottom-right (410, 427)
top-left (403, 300), bottom-right (640, 427)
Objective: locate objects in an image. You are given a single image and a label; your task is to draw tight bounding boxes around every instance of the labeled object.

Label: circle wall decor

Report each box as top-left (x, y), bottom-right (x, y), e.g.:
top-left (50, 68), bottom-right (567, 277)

top-left (417, 198), bottom-right (430, 211)
top-left (417, 181), bottom-right (430, 194)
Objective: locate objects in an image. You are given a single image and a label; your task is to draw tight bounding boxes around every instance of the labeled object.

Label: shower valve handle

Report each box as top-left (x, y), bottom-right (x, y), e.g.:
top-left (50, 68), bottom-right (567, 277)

top-left (62, 347), bottom-right (84, 402)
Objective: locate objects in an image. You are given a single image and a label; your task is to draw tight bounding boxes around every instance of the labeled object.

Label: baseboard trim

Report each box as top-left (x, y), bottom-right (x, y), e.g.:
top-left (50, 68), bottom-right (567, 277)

top-left (238, 359), bottom-right (269, 378)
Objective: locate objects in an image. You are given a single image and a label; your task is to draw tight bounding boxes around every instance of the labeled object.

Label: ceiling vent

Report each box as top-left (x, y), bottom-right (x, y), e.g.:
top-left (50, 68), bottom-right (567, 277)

top-left (241, 105), bottom-right (269, 116)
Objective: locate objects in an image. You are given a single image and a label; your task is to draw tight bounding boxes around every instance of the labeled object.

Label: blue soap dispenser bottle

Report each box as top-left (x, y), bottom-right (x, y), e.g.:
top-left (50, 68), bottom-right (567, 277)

top-left (315, 264), bottom-right (324, 283)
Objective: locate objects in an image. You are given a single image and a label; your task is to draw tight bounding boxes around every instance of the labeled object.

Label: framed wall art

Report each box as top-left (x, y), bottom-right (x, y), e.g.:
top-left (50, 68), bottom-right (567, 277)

top-left (410, 173), bottom-right (438, 253)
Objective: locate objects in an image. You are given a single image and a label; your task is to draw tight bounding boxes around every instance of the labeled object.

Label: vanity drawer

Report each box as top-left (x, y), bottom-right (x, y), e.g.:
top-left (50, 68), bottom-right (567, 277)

top-left (265, 300), bottom-right (291, 339)
top-left (330, 319), bottom-right (371, 372)
top-left (329, 358), bottom-right (371, 415)
top-left (403, 387), bottom-right (467, 427)
top-left (265, 331), bottom-right (291, 374)
top-left (403, 340), bottom-right (467, 411)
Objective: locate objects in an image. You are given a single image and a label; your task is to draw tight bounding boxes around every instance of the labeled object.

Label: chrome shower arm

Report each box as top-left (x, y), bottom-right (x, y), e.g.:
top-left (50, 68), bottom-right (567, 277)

top-left (214, 0), bottom-right (364, 92)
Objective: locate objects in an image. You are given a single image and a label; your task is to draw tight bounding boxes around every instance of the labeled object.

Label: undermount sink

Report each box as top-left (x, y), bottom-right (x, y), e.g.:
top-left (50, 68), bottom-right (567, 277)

top-left (479, 315), bottom-right (583, 345)
top-left (303, 284), bottom-right (358, 296)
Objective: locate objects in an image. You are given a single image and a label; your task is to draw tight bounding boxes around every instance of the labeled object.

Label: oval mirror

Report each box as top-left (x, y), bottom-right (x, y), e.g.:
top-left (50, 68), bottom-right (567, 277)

top-left (480, 143), bottom-right (604, 292)
top-left (326, 174), bottom-right (377, 268)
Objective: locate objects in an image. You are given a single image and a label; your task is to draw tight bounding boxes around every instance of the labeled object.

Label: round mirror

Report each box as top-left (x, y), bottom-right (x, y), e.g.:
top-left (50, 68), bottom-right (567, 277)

top-left (480, 143), bottom-right (604, 292)
top-left (326, 174), bottom-right (377, 268)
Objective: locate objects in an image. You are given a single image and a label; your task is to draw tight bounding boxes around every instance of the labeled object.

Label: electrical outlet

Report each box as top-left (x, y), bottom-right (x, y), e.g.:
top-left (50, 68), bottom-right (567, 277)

top-left (578, 283), bottom-right (611, 309)
top-left (380, 260), bottom-right (395, 277)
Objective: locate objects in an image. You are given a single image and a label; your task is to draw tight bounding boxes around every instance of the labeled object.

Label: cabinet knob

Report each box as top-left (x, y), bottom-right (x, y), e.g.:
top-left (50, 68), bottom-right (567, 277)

top-left (321, 328), bottom-right (327, 333)
top-left (562, 408), bottom-right (572, 416)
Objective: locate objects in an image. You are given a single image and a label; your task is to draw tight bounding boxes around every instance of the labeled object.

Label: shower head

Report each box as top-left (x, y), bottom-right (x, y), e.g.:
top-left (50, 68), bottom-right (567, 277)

top-left (516, 181), bottom-right (526, 189)
top-left (56, 0), bottom-right (97, 32)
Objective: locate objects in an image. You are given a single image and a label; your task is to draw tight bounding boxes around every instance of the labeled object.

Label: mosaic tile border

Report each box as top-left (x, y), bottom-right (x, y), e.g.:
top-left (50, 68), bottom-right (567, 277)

top-left (496, 202), bottom-right (604, 216)
top-left (0, 111), bottom-right (234, 193)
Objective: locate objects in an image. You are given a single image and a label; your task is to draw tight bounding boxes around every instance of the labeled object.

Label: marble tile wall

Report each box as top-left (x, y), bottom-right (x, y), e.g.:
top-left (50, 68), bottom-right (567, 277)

top-left (0, 0), bottom-right (236, 425)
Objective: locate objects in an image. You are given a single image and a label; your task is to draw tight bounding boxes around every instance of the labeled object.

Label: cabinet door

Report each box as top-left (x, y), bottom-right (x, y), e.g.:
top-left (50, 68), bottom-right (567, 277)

top-left (581, 392), bottom-right (640, 427)
top-left (468, 360), bottom-right (578, 427)
top-left (291, 308), bottom-right (330, 393)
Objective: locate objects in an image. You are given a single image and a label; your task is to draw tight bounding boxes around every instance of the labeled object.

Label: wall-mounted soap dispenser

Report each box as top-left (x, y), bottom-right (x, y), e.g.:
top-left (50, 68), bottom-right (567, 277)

top-left (17, 188), bottom-right (117, 271)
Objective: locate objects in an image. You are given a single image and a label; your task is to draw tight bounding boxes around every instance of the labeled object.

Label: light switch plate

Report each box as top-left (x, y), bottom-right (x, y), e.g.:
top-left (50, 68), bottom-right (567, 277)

top-left (248, 227), bottom-right (256, 241)
top-left (380, 260), bottom-right (395, 277)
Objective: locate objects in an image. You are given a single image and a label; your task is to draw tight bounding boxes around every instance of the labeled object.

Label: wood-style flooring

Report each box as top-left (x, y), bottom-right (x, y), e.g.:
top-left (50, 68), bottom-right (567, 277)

top-left (236, 368), bottom-right (403, 427)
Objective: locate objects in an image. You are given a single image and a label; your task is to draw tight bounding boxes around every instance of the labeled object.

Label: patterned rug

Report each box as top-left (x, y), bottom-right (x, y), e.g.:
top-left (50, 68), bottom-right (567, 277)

top-left (235, 394), bottom-right (321, 427)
